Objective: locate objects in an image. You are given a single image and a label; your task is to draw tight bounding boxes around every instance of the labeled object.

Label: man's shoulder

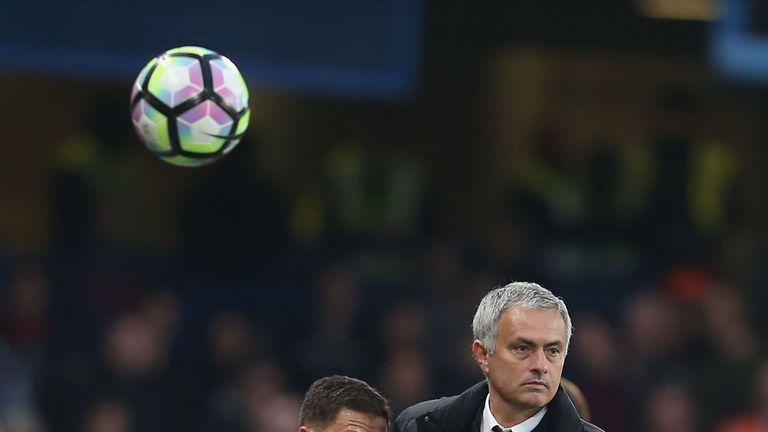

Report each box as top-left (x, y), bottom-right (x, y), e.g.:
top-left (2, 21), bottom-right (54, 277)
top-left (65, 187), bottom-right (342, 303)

top-left (545, 386), bottom-right (605, 432)
top-left (394, 394), bottom-right (460, 424)
top-left (581, 420), bottom-right (605, 432)
top-left (393, 381), bottom-right (488, 432)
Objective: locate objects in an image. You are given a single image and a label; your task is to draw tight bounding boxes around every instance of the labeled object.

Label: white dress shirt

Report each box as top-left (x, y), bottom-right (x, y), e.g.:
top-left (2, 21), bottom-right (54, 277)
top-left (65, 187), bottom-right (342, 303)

top-left (480, 394), bottom-right (547, 432)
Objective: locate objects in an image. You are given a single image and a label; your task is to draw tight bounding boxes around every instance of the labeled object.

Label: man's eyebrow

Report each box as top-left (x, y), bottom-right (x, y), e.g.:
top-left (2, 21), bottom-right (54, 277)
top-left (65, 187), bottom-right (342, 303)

top-left (510, 337), bottom-right (563, 347)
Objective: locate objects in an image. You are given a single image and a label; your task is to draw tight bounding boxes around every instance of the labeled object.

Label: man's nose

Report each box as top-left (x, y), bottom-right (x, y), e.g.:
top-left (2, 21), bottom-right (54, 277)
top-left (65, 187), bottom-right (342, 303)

top-left (530, 348), bottom-right (549, 374)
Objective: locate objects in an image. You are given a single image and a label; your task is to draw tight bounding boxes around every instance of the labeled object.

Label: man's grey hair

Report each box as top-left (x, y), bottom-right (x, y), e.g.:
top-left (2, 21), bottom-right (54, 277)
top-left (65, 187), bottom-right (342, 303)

top-left (472, 281), bottom-right (572, 354)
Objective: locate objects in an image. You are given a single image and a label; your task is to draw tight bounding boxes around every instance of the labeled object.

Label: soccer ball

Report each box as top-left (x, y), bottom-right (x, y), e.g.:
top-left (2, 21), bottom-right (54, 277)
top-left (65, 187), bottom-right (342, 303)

top-left (130, 46), bottom-right (250, 167)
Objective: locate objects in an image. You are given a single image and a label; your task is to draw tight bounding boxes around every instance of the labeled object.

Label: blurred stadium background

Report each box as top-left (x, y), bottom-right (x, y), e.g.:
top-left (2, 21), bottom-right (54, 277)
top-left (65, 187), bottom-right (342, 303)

top-left (2, 0), bottom-right (768, 430)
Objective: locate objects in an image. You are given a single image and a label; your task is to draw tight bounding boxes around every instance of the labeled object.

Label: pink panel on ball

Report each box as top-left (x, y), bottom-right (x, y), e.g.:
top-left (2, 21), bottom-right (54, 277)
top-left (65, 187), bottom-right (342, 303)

top-left (216, 87), bottom-right (237, 109)
top-left (210, 61), bottom-right (224, 90)
top-left (131, 102), bottom-right (143, 123)
top-left (179, 100), bottom-right (233, 126)
top-left (179, 101), bottom-right (209, 124)
top-left (173, 85), bottom-right (202, 106)
top-left (208, 102), bottom-right (232, 125)
top-left (189, 62), bottom-right (204, 88)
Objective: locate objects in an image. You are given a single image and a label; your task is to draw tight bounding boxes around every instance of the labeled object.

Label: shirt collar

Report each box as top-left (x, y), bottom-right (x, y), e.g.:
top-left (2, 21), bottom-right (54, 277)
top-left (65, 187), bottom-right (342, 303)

top-left (481, 394), bottom-right (547, 432)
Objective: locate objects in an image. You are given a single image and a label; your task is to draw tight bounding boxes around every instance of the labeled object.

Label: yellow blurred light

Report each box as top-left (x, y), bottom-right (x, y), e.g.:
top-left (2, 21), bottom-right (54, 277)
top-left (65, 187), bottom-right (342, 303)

top-left (635, 0), bottom-right (719, 21)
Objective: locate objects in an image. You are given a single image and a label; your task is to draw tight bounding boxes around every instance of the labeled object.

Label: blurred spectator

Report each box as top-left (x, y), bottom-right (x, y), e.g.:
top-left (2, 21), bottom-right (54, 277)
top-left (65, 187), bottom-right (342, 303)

top-left (0, 263), bottom-right (50, 354)
top-left (88, 313), bottom-right (175, 432)
top-left (203, 358), bottom-right (297, 432)
top-left (321, 140), bottom-right (426, 247)
top-left (508, 117), bottom-right (632, 250)
top-left (512, 118), bottom-right (594, 242)
top-left (635, 86), bottom-right (742, 273)
top-left (139, 290), bottom-right (180, 347)
top-left (378, 300), bottom-right (428, 352)
top-left (1, 408), bottom-right (45, 432)
top-left (417, 239), bottom-right (478, 394)
top-left (622, 290), bottom-right (690, 385)
top-left (206, 312), bottom-right (261, 383)
top-left (438, 271), bottom-right (496, 389)
top-left (506, 119), bottom-right (636, 314)
top-left (38, 310), bottom-right (174, 432)
top-left (101, 314), bottom-right (166, 379)
top-left (470, 212), bottom-right (536, 281)
top-left (168, 309), bottom-right (264, 432)
top-left (715, 359), bottom-right (768, 432)
top-left (560, 378), bottom-right (591, 422)
top-left (378, 348), bottom-right (433, 415)
top-left (569, 313), bottom-right (632, 431)
top-left (246, 391), bottom-right (302, 432)
top-left (419, 237), bottom-right (468, 300)
top-left (643, 381), bottom-right (700, 432)
top-left (48, 254), bottom-right (146, 353)
top-left (82, 400), bottom-right (132, 432)
top-left (0, 338), bottom-right (46, 432)
top-left (297, 263), bottom-right (370, 380)
top-left (50, 94), bottom-right (163, 254)
top-left (694, 286), bottom-right (760, 426)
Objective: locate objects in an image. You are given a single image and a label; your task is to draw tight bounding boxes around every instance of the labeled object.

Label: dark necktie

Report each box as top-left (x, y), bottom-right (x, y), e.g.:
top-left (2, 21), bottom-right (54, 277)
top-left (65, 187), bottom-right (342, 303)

top-left (492, 426), bottom-right (509, 432)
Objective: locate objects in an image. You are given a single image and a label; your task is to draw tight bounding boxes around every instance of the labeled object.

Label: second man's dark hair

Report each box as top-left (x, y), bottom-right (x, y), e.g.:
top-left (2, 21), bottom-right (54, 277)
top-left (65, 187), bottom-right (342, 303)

top-left (299, 375), bottom-right (391, 428)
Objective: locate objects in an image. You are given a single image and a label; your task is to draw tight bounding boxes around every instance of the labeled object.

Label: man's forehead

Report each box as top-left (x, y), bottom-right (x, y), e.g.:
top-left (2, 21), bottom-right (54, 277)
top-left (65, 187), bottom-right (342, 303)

top-left (329, 408), bottom-right (387, 432)
top-left (505, 306), bottom-right (563, 321)
top-left (502, 308), bottom-right (567, 337)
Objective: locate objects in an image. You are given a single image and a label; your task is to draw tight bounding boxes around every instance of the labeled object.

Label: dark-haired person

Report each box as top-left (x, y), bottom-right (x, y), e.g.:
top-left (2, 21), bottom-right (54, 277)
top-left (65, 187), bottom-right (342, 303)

top-left (299, 375), bottom-right (392, 432)
top-left (560, 378), bottom-right (591, 422)
top-left (393, 282), bottom-right (603, 432)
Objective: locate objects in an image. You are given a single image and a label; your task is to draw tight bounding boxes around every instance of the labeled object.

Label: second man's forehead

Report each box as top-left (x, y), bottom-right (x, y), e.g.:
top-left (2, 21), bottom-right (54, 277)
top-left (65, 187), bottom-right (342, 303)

top-left (330, 408), bottom-right (388, 432)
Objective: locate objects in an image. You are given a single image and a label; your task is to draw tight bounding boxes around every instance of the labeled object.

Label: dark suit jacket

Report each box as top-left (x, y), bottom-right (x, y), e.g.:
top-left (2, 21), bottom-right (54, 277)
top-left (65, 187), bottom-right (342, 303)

top-left (392, 381), bottom-right (604, 432)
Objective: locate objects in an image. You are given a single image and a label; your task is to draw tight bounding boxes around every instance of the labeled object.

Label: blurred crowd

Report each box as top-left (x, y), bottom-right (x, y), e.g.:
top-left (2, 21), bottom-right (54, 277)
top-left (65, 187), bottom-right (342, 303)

top-left (0, 83), bottom-right (765, 432)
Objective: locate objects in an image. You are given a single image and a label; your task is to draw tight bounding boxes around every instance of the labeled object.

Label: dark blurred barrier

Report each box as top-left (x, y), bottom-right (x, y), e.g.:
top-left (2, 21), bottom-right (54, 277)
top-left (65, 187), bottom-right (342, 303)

top-left (0, 0), bottom-right (422, 99)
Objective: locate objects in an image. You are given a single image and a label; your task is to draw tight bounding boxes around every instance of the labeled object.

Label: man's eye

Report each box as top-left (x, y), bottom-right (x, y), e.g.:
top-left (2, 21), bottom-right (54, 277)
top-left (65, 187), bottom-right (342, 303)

top-left (514, 345), bottom-right (530, 353)
top-left (547, 347), bottom-right (561, 356)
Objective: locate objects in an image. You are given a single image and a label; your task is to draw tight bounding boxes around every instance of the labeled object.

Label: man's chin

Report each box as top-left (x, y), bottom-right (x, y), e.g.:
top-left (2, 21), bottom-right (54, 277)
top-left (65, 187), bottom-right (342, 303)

top-left (516, 391), bottom-right (553, 409)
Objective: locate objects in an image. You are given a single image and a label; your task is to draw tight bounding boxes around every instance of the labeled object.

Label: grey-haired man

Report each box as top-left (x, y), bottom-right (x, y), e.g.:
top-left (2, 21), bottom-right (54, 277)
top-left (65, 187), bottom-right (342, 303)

top-left (393, 282), bottom-right (603, 432)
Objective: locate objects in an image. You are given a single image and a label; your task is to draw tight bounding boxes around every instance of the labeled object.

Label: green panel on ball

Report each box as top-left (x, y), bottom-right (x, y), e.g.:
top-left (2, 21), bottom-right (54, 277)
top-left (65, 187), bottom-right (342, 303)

top-left (148, 115), bottom-right (171, 153)
top-left (237, 110), bottom-right (250, 136)
top-left (161, 155), bottom-right (216, 167)
top-left (133, 101), bottom-right (172, 153)
top-left (181, 138), bottom-right (226, 154)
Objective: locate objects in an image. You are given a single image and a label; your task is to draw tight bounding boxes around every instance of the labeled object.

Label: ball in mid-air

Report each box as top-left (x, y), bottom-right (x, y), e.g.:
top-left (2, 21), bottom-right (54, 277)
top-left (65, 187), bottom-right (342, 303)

top-left (130, 46), bottom-right (250, 167)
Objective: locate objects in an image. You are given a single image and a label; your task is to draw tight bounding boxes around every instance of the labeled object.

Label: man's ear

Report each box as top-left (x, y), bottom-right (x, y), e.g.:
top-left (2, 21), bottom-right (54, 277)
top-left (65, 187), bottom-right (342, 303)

top-left (299, 426), bottom-right (312, 432)
top-left (472, 339), bottom-right (490, 375)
